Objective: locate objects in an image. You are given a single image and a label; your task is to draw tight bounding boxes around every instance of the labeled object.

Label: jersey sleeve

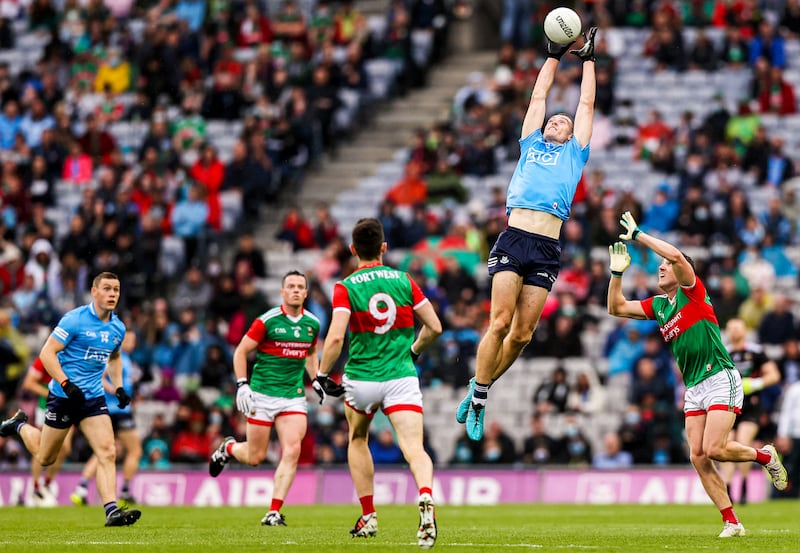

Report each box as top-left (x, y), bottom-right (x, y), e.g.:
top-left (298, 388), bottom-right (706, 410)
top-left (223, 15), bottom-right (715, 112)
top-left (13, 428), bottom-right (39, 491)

top-left (29, 357), bottom-right (46, 377)
top-left (640, 297), bottom-right (656, 319)
top-left (407, 274), bottom-right (429, 309)
top-left (681, 275), bottom-right (706, 303)
top-left (245, 318), bottom-right (267, 343)
top-left (332, 282), bottom-right (351, 313)
top-left (52, 311), bottom-right (80, 346)
top-left (570, 135), bottom-right (591, 159)
top-left (520, 128), bottom-right (543, 145)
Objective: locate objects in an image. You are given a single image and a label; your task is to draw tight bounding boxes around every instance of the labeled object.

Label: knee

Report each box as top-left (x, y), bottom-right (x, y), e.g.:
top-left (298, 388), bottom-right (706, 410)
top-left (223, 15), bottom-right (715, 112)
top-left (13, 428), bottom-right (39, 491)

top-left (489, 315), bottom-right (513, 338)
top-left (706, 444), bottom-right (726, 461)
top-left (281, 442), bottom-right (302, 463)
top-left (37, 453), bottom-right (58, 467)
top-left (690, 450), bottom-right (709, 468)
top-left (246, 448), bottom-right (266, 466)
top-left (508, 329), bottom-right (533, 349)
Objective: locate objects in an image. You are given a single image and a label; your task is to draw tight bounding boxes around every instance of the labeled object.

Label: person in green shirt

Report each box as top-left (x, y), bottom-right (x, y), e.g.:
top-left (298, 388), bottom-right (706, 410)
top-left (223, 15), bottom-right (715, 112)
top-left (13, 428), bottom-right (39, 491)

top-left (607, 211), bottom-right (788, 538)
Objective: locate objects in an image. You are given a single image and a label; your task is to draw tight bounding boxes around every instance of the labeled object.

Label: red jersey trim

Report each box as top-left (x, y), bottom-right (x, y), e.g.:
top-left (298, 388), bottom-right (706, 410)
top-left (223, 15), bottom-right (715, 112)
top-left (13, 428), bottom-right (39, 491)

top-left (640, 297), bottom-right (655, 319)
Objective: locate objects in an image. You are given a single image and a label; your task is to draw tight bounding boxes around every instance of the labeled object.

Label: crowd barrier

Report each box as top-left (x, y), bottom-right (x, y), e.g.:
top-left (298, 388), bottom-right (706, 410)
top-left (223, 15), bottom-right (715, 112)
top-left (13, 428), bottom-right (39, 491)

top-left (0, 467), bottom-right (767, 507)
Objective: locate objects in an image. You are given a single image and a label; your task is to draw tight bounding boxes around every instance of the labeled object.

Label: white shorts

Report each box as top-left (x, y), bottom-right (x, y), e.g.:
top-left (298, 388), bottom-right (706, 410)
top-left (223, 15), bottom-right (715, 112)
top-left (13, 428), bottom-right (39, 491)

top-left (247, 393), bottom-right (307, 427)
top-left (343, 375), bottom-right (423, 416)
top-left (35, 406), bottom-right (45, 427)
top-left (684, 369), bottom-right (743, 417)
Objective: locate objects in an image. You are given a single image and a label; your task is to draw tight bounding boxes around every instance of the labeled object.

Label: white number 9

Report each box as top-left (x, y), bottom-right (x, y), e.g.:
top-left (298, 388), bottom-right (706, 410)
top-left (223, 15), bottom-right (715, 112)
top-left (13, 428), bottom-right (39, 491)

top-left (369, 292), bottom-right (397, 335)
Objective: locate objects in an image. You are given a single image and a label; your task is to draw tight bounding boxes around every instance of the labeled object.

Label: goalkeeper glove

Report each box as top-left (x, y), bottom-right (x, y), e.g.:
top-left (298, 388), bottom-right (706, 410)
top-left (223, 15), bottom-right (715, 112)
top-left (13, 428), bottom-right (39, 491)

top-left (312, 375), bottom-right (345, 404)
top-left (608, 242), bottom-right (631, 278)
top-left (547, 39), bottom-right (575, 60)
top-left (742, 377), bottom-right (765, 395)
top-left (61, 379), bottom-right (86, 403)
top-left (570, 27), bottom-right (598, 62)
top-left (618, 211), bottom-right (641, 241)
top-left (115, 387), bottom-right (131, 409)
top-left (236, 379), bottom-right (253, 415)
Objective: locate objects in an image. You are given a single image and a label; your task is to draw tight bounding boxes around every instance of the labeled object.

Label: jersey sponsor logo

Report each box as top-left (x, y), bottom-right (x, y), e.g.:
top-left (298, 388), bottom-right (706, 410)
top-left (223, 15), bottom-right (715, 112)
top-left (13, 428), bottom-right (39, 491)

top-left (525, 141), bottom-right (562, 166)
top-left (260, 339), bottom-right (313, 359)
top-left (84, 347), bottom-right (113, 362)
top-left (348, 269), bottom-right (402, 284)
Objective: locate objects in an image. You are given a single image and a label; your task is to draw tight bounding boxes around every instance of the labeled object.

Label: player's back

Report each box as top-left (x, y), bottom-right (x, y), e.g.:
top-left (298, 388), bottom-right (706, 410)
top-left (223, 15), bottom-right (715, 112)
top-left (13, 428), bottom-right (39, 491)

top-left (338, 264), bottom-right (420, 382)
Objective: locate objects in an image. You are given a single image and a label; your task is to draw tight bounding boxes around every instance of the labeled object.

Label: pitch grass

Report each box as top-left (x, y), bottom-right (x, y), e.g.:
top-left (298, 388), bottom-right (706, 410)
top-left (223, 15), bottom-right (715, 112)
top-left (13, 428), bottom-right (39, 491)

top-left (1, 502), bottom-right (798, 553)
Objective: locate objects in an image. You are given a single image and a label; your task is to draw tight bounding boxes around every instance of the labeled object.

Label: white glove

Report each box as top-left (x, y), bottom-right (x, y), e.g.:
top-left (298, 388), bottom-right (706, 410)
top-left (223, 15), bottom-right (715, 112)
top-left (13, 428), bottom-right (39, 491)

top-left (236, 383), bottom-right (253, 415)
top-left (618, 211), bottom-right (641, 241)
top-left (609, 242), bottom-right (631, 276)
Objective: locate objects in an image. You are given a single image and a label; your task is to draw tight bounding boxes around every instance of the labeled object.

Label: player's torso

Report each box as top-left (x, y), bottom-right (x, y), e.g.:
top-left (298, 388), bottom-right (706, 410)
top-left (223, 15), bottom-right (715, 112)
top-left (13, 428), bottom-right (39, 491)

top-left (651, 291), bottom-right (733, 387)
top-left (250, 309), bottom-right (319, 398)
top-left (342, 266), bottom-right (417, 381)
top-left (729, 347), bottom-right (764, 378)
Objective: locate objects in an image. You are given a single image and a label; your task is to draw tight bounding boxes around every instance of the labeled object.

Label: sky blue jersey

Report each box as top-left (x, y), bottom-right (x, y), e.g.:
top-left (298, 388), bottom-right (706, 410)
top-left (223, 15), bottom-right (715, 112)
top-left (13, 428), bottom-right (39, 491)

top-left (506, 129), bottom-right (590, 221)
top-left (47, 302), bottom-right (126, 400)
top-left (105, 351), bottom-right (134, 415)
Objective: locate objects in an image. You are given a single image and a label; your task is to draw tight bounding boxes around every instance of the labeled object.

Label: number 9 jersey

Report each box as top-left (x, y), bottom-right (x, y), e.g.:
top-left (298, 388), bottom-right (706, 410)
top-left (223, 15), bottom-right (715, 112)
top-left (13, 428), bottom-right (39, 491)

top-left (332, 262), bottom-right (429, 382)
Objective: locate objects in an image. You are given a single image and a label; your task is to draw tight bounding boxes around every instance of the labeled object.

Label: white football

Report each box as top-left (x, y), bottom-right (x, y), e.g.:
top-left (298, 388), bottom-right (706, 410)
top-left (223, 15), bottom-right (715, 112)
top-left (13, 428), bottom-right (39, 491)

top-left (544, 7), bottom-right (582, 45)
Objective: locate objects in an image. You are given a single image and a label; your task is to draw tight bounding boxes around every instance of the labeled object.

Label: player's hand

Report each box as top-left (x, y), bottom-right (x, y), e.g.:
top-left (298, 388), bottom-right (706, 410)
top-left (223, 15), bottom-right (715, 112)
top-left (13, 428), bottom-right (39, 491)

top-left (570, 27), bottom-right (598, 62)
top-left (609, 242), bottom-right (631, 277)
top-left (618, 211), bottom-right (641, 241)
top-left (61, 379), bottom-right (86, 403)
top-left (313, 375), bottom-right (344, 404)
top-left (547, 39), bottom-right (575, 60)
top-left (115, 387), bottom-right (131, 409)
top-left (236, 381), bottom-right (253, 415)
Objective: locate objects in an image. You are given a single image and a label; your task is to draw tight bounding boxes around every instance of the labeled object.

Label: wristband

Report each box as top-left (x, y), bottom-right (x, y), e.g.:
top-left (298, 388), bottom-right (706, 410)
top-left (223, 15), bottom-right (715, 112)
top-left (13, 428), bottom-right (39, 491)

top-left (611, 271), bottom-right (623, 278)
top-left (60, 378), bottom-right (69, 387)
top-left (632, 229), bottom-right (641, 240)
top-left (317, 372), bottom-right (328, 378)
top-left (236, 378), bottom-right (248, 388)
top-left (410, 346), bottom-right (419, 356)
top-left (742, 377), bottom-right (764, 395)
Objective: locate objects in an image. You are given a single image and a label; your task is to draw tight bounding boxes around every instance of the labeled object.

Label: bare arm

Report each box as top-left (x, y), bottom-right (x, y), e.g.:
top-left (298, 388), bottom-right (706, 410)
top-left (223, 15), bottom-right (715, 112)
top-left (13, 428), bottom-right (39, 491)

top-left (304, 342), bottom-right (320, 381)
top-left (106, 350), bottom-right (122, 389)
top-left (635, 230), bottom-right (695, 287)
top-left (760, 360), bottom-right (782, 388)
top-left (411, 301), bottom-right (443, 355)
top-left (572, 60), bottom-right (595, 148)
top-left (21, 369), bottom-right (49, 398)
top-left (319, 310), bottom-right (350, 376)
top-left (233, 335), bottom-right (259, 381)
top-left (39, 336), bottom-right (68, 385)
top-left (521, 58), bottom-right (559, 138)
top-left (607, 274), bottom-right (649, 319)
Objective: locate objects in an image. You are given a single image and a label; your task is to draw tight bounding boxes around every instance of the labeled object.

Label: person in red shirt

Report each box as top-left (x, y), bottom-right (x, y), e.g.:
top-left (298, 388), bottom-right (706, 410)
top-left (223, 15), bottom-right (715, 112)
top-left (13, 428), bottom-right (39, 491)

top-left (384, 161), bottom-right (428, 207)
top-left (189, 143), bottom-right (225, 231)
top-left (758, 66), bottom-right (797, 115)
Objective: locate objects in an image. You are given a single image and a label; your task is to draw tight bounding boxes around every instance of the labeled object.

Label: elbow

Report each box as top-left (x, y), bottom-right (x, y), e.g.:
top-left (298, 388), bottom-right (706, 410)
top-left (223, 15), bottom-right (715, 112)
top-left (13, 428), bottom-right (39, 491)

top-left (430, 322), bottom-right (443, 338)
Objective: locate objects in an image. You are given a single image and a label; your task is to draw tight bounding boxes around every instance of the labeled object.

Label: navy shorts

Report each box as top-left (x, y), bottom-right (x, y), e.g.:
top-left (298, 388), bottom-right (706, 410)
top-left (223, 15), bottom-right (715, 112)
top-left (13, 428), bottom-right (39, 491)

top-left (44, 394), bottom-right (109, 429)
top-left (487, 227), bottom-right (561, 290)
top-left (111, 412), bottom-right (136, 432)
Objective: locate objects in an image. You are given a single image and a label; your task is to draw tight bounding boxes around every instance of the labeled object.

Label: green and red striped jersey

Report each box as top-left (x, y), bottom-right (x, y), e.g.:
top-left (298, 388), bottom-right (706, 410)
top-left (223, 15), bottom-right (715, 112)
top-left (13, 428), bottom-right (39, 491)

top-left (246, 305), bottom-right (320, 398)
top-left (332, 263), bottom-right (428, 381)
top-left (640, 276), bottom-right (735, 388)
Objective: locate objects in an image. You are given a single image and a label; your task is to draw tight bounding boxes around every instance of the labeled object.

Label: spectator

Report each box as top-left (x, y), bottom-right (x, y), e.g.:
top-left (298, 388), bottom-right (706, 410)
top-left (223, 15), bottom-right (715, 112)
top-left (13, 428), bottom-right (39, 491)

top-left (533, 366), bottom-right (570, 414)
top-left (749, 19), bottom-right (786, 69)
top-left (275, 206), bottom-right (316, 251)
top-left (758, 67), bottom-right (797, 115)
top-left (568, 372), bottom-right (606, 415)
top-left (369, 428), bottom-right (404, 464)
top-left (758, 293), bottom-right (796, 345)
top-left (593, 431), bottom-right (634, 469)
top-left (171, 184), bottom-right (209, 267)
top-left (385, 160), bottom-right (428, 206)
top-left (479, 421), bottom-right (517, 463)
top-left (522, 413), bottom-right (563, 464)
top-left (231, 232), bottom-right (267, 279)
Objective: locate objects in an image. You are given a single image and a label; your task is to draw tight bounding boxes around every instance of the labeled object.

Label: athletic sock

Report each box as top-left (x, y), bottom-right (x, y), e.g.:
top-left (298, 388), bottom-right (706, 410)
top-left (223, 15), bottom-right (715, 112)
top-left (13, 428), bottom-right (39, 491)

top-left (13, 419), bottom-right (26, 434)
top-left (79, 478), bottom-right (90, 489)
top-left (122, 481), bottom-right (130, 494)
top-left (472, 383), bottom-right (490, 406)
top-left (33, 479), bottom-right (41, 491)
top-left (225, 441), bottom-right (235, 457)
top-left (359, 494), bottom-right (375, 516)
top-left (270, 498), bottom-right (284, 512)
top-left (104, 502), bottom-right (119, 517)
top-left (720, 506), bottom-right (739, 525)
top-left (755, 447), bottom-right (771, 465)
top-left (419, 487), bottom-right (432, 497)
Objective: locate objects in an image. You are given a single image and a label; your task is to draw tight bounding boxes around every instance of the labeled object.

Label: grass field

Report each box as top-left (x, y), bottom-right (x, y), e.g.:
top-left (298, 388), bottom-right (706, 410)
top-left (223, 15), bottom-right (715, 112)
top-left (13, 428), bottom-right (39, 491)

top-left (1, 502), bottom-right (798, 553)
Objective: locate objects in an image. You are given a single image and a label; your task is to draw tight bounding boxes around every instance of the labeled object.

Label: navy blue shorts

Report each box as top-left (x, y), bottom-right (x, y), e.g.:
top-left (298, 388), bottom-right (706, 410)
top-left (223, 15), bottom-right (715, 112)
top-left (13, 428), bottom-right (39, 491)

top-left (44, 394), bottom-right (109, 429)
top-left (111, 412), bottom-right (136, 432)
top-left (487, 227), bottom-right (561, 290)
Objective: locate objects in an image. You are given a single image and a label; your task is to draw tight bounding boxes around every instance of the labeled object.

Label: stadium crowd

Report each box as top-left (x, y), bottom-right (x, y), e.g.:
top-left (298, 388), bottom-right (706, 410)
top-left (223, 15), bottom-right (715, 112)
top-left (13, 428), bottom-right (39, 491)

top-left (0, 1), bottom-right (800, 499)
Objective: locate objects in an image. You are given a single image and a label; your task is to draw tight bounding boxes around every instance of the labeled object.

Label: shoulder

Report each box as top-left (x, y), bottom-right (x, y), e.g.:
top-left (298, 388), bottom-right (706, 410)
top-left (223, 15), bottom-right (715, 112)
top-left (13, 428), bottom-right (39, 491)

top-left (304, 310), bottom-right (321, 326)
top-left (259, 306), bottom-right (283, 323)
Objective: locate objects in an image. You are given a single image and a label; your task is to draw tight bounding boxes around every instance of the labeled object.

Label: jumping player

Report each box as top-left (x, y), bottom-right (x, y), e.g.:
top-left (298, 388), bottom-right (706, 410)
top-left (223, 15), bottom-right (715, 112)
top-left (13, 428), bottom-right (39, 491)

top-left (607, 212), bottom-right (788, 537)
top-left (458, 27), bottom-right (598, 440)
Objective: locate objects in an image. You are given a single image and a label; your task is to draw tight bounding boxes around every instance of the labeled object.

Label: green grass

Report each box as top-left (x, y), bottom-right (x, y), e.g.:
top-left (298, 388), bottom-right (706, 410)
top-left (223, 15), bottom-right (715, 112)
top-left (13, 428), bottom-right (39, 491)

top-left (1, 502), bottom-right (798, 552)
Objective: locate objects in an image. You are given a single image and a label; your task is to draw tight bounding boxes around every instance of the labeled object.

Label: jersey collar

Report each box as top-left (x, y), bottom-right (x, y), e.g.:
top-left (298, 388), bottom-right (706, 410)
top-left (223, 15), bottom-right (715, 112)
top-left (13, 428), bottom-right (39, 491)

top-left (280, 304), bottom-right (304, 322)
top-left (88, 301), bottom-right (115, 323)
top-left (354, 262), bottom-right (382, 273)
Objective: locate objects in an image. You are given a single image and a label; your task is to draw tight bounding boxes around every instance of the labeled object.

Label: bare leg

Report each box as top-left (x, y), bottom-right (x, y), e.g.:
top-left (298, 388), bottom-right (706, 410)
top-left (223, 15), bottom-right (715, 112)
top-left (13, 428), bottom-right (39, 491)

top-left (79, 415), bottom-right (117, 506)
top-left (272, 414), bottom-right (306, 501)
top-left (388, 410), bottom-right (432, 490)
top-left (474, 272), bottom-right (522, 385)
top-left (491, 285), bottom-right (549, 381)
top-left (345, 406), bottom-right (374, 498)
top-left (686, 414), bottom-right (734, 510)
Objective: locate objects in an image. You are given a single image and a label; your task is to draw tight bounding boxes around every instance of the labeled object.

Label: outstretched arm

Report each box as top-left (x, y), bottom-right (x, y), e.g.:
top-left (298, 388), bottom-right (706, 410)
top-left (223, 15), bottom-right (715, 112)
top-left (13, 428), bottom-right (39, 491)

top-left (619, 211), bottom-right (695, 287)
top-left (521, 57), bottom-right (559, 139)
top-left (571, 27), bottom-right (597, 147)
top-left (607, 242), bottom-right (648, 319)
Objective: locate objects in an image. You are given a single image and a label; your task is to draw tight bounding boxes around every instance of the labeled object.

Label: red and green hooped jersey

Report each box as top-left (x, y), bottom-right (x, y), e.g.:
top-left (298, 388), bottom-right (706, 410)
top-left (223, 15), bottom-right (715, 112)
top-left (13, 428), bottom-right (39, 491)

top-left (246, 305), bottom-right (320, 398)
top-left (641, 277), bottom-right (735, 389)
top-left (332, 263), bottom-right (428, 381)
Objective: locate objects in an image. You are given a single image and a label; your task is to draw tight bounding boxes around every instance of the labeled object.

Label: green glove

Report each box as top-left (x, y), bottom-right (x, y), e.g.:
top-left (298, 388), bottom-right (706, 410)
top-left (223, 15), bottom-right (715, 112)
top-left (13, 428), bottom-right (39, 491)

top-left (608, 242), bottom-right (631, 277)
top-left (619, 211), bottom-right (641, 241)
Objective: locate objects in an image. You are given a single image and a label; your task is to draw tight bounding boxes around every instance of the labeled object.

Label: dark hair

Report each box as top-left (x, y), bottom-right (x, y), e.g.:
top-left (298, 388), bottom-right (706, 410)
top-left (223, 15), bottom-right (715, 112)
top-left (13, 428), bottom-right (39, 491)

top-left (352, 218), bottom-right (384, 260)
top-left (93, 271), bottom-right (120, 288)
top-left (282, 270), bottom-right (307, 288)
top-left (681, 252), bottom-right (696, 273)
